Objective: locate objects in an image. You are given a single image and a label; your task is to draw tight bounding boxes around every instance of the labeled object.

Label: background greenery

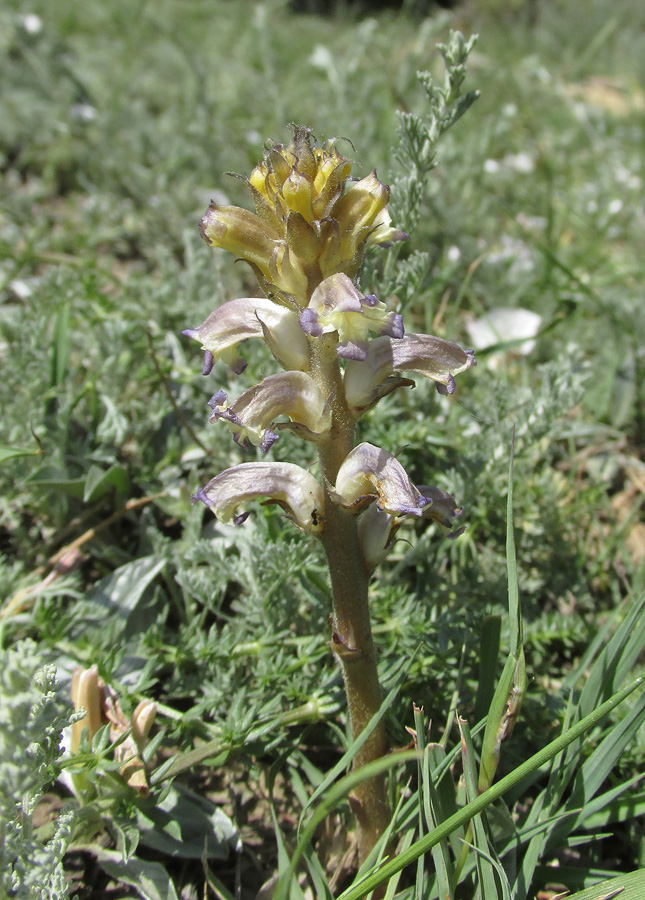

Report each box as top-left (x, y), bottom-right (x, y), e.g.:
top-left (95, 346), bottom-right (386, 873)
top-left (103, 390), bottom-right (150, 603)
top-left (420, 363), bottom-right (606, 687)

top-left (1, 0), bottom-right (644, 897)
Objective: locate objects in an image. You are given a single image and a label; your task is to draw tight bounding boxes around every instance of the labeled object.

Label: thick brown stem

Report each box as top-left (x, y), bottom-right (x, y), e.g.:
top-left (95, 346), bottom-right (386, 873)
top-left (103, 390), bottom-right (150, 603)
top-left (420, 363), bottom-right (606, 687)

top-left (311, 336), bottom-right (391, 860)
top-left (321, 499), bottom-right (391, 859)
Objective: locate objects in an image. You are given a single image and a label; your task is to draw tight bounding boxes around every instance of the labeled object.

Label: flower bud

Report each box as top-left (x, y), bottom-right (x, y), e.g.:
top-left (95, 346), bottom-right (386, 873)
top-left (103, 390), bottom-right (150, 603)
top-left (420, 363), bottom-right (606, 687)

top-left (282, 170), bottom-right (316, 223)
top-left (132, 700), bottom-right (157, 746)
top-left (199, 126), bottom-right (407, 300)
top-left (71, 664), bottom-right (103, 753)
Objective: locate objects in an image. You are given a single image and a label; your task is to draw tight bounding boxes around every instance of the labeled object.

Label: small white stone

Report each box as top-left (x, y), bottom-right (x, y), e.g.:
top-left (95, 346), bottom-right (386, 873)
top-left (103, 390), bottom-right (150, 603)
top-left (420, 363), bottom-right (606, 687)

top-left (310, 45), bottom-right (334, 71)
top-left (504, 152), bottom-right (534, 173)
top-left (483, 158), bottom-right (501, 174)
top-left (466, 307), bottom-right (542, 369)
top-left (8, 279), bottom-right (32, 300)
top-left (70, 103), bottom-right (96, 122)
top-left (19, 13), bottom-right (42, 34)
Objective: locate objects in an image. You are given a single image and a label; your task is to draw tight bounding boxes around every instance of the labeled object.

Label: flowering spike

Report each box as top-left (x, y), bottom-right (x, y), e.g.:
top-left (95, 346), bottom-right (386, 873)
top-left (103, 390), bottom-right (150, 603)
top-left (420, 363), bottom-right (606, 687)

top-left (183, 123), bottom-right (479, 861)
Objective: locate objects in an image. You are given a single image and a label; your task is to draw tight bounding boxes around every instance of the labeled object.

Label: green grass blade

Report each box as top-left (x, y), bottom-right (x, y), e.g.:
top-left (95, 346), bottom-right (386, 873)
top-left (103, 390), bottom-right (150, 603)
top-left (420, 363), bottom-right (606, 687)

top-left (552, 689), bottom-right (645, 845)
top-left (458, 716), bottom-right (501, 900)
top-left (474, 616), bottom-right (502, 721)
top-left (273, 750), bottom-right (420, 900)
top-left (581, 785), bottom-right (645, 830)
top-left (414, 704), bottom-right (427, 900)
top-left (415, 706), bottom-right (453, 900)
top-left (505, 427), bottom-right (522, 656)
top-left (576, 593), bottom-right (645, 711)
top-left (268, 754), bottom-right (309, 900)
top-left (540, 866), bottom-right (645, 900)
top-left (461, 842), bottom-right (513, 900)
top-left (336, 678), bottom-right (642, 900)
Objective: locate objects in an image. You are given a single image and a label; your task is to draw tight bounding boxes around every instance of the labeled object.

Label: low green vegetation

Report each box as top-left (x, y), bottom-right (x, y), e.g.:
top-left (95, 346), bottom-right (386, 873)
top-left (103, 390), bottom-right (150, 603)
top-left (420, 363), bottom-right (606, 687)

top-left (1, 0), bottom-right (644, 897)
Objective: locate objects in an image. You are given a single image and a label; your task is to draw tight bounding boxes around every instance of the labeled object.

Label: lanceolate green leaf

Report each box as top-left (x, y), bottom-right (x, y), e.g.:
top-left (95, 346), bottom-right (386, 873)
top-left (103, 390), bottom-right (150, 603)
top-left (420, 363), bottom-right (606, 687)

top-left (477, 433), bottom-right (527, 800)
top-left (0, 445), bottom-right (42, 464)
top-left (93, 848), bottom-right (180, 900)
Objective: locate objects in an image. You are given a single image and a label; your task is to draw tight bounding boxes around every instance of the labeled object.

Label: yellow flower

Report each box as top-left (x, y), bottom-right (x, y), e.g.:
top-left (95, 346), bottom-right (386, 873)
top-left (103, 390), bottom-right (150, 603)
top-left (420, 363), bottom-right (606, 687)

top-left (199, 125), bottom-right (408, 304)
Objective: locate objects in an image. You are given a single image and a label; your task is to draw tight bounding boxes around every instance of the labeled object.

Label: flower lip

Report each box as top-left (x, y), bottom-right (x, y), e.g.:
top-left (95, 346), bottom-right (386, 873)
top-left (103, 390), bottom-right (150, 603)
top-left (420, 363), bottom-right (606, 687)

top-left (208, 389), bottom-right (229, 409)
top-left (193, 461), bottom-right (325, 534)
top-left (344, 334), bottom-right (476, 414)
top-left (183, 297), bottom-right (309, 373)
top-left (337, 339), bottom-right (369, 361)
top-left (333, 442), bottom-right (428, 516)
top-left (299, 307), bottom-right (324, 337)
top-left (207, 371), bottom-right (332, 452)
top-left (384, 312), bottom-right (404, 339)
top-left (417, 484), bottom-right (463, 529)
top-left (299, 273), bottom-right (404, 359)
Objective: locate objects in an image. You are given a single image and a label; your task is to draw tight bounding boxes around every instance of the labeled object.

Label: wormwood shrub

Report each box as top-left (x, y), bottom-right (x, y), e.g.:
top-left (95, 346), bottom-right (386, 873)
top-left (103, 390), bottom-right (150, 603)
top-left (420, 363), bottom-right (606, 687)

top-left (0, 641), bottom-right (76, 900)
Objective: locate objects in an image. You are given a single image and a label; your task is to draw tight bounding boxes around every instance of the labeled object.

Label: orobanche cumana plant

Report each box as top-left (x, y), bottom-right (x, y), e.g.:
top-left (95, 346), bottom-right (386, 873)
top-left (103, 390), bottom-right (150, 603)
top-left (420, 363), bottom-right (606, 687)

top-left (183, 42), bottom-right (477, 860)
